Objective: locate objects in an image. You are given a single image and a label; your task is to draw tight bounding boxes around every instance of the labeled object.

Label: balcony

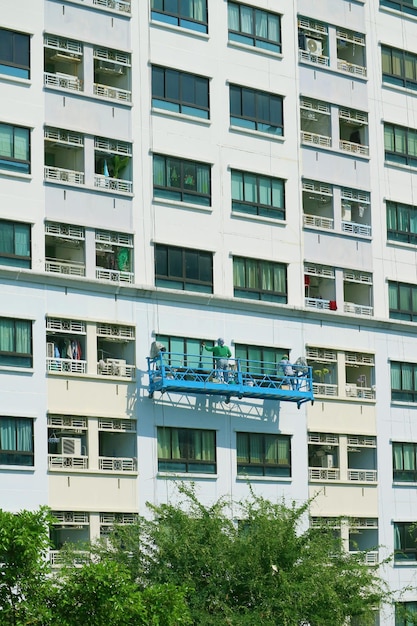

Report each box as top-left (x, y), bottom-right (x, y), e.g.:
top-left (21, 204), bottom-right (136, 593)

top-left (336, 29), bottom-right (366, 77)
top-left (341, 221), bottom-right (371, 237)
top-left (348, 469), bottom-right (377, 482)
top-left (93, 0), bottom-right (131, 13)
top-left (44, 35), bottom-right (83, 92)
top-left (97, 359), bottom-right (135, 380)
top-left (309, 467), bottom-right (340, 480)
top-left (44, 72), bottom-right (83, 91)
top-left (98, 456), bottom-right (137, 471)
top-left (94, 83), bottom-right (131, 101)
top-left (50, 550), bottom-right (89, 568)
top-left (48, 455), bottom-right (88, 469)
top-left (44, 166), bottom-right (84, 185)
top-left (303, 214), bottom-right (334, 230)
top-left (46, 358), bottom-right (87, 374)
top-left (147, 352), bottom-right (314, 408)
top-left (45, 259), bottom-right (85, 276)
top-left (301, 131), bottom-right (331, 148)
top-left (95, 229), bottom-right (134, 283)
top-left (94, 47), bottom-right (131, 102)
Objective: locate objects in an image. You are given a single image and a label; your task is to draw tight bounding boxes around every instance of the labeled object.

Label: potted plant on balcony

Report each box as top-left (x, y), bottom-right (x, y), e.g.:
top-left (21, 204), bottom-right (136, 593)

top-left (108, 154), bottom-right (130, 180)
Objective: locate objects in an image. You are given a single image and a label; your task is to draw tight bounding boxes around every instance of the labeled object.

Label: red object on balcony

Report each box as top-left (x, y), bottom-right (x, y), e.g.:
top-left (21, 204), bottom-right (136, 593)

top-left (329, 300), bottom-right (337, 311)
top-left (304, 275), bottom-right (310, 286)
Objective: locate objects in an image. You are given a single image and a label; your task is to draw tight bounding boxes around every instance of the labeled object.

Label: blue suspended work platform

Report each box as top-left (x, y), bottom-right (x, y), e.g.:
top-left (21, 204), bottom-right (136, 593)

top-left (147, 352), bottom-right (314, 408)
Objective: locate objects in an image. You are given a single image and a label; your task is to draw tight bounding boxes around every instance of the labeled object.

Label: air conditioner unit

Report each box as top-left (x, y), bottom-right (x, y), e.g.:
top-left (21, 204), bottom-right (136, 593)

top-left (306, 37), bottom-right (323, 56)
top-left (301, 110), bottom-right (318, 121)
top-left (51, 52), bottom-right (82, 63)
top-left (59, 437), bottom-right (82, 455)
top-left (321, 454), bottom-right (334, 468)
top-left (97, 61), bottom-right (126, 75)
top-left (47, 342), bottom-right (55, 358)
top-left (106, 358), bottom-right (126, 376)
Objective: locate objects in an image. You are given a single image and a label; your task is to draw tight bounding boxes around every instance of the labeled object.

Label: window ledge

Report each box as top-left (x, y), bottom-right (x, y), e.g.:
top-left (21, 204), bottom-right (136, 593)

top-left (298, 59), bottom-right (368, 83)
top-left (0, 365), bottom-right (33, 374)
top-left (151, 107), bottom-right (211, 127)
top-left (231, 212), bottom-right (286, 226)
top-left (0, 170), bottom-right (31, 181)
top-left (385, 159), bottom-right (417, 174)
top-left (153, 197), bottom-right (212, 213)
top-left (301, 141), bottom-right (370, 161)
top-left (150, 19), bottom-right (209, 40)
top-left (157, 471), bottom-right (218, 480)
top-left (44, 84), bottom-right (133, 107)
top-left (0, 464), bottom-right (34, 471)
top-left (227, 40), bottom-right (283, 61)
top-left (394, 560), bottom-right (417, 567)
top-left (393, 481), bottom-right (417, 487)
top-left (0, 74), bottom-right (31, 86)
top-left (236, 475), bottom-right (291, 483)
top-left (382, 80), bottom-right (417, 98)
top-left (229, 125), bottom-right (285, 142)
top-left (387, 239), bottom-right (417, 251)
top-left (380, 5), bottom-right (417, 22)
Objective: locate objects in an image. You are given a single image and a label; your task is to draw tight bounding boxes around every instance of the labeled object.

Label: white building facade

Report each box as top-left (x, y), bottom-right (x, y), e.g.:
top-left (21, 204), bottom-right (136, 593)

top-left (1, 0), bottom-right (417, 622)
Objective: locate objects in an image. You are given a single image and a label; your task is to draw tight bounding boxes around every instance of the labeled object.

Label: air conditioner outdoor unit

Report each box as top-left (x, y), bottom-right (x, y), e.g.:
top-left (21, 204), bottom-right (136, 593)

top-left (97, 61), bottom-right (125, 75)
top-left (59, 437), bottom-right (82, 455)
top-left (106, 358), bottom-right (126, 375)
top-left (301, 110), bottom-right (318, 121)
top-left (47, 342), bottom-right (55, 358)
top-left (321, 454), bottom-right (334, 468)
top-left (306, 37), bottom-right (323, 56)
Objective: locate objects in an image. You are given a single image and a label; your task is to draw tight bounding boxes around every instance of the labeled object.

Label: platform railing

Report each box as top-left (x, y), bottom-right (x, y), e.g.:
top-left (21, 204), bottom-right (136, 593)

top-left (147, 352), bottom-right (314, 407)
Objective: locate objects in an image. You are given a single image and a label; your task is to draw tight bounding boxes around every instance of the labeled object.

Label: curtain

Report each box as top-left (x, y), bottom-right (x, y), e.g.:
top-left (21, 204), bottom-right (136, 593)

top-left (255, 10), bottom-right (267, 38)
top-left (181, 0), bottom-right (205, 21)
top-left (393, 443), bottom-right (403, 471)
top-left (266, 13), bottom-right (279, 43)
top-left (14, 127), bottom-right (29, 161)
top-left (0, 222), bottom-right (13, 253)
top-left (243, 173), bottom-right (256, 203)
top-left (153, 155), bottom-right (165, 186)
top-left (0, 418), bottom-right (15, 450)
top-left (231, 171), bottom-right (243, 201)
top-left (389, 283), bottom-right (398, 310)
top-left (399, 284), bottom-right (410, 311)
top-left (403, 444), bottom-right (415, 470)
top-left (237, 433), bottom-right (248, 463)
top-left (14, 224), bottom-right (30, 257)
top-left (196, 164), bottom-right (209, 194)
top-left (271, 180), bottom-right (283, 208)
top-left (394, 127), bottom-right (407, 154)
top-left (381, 48), bottom-right (391, 75)
top-left (240, 5), bottom-right (253, 34)
top-left (384, 125), bottom-right (395, 152)
top-left (408, 129), bottom-right (417, 157)
top-left (258, 176), bottom-right (270, 206)
top-left (394, 524), bottom-right (402, 551)
top-left (15, 320), bottom-right (31, 354)
top-left (402, 364), bottom-right (413, 390)
top-left (16, 419), bottom-right (32, 452)
top-left (249, 434), bottom-right (262, 463)
top-left (0, 124), bottom-right (13, 158)
top-left (391, 363), bottom-right (401, 390)
top-left (0, 318), bottom-right (15, 351)
top-left (200, 431), bottom-right (214, 461)
top-left (228, 3), bottom-right (239, 31)
top-left (233, 258), bottom-right (245, 288)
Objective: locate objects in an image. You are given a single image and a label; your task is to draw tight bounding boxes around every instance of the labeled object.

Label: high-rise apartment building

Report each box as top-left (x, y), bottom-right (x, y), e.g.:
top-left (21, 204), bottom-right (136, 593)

top-left (2, 0), bottom-right (417, 622)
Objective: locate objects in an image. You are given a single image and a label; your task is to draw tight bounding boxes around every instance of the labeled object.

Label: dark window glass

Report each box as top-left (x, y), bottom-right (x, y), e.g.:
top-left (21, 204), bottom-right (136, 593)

top-left (234, 344), bottom-right (288, 376)
top-left (231, 170), bottom-right (285, 219)
top-left (384, 123), bottom-right (417, 168)
top-left (0, 123), bottom-right (30, 174)
top-left (230, 85), bottom-right (283, 135)
top-left (152, 66), bottom-right (210, 118)
top-left (391, 361), bottom-right (417, 402)
top-left (233, 256), bottom-right (287, 302)
top-left (0, 28), bottom-right (30, 79)
top-left (387, 200), bottom-right (417, 245)
top-left (150, 0), bottom-right (208, 34)
top-left (389, 281), bottom-right (417, 321)
top-left (394, 522), bottom-right (417, 561)
top-left (237, 432), bottom-right (291, 477)
top-left (153, 154), bottom-right (211, 206)
top-left (393, 442), bottom-right (417, 482)
top-left (157, 427), bottom-right (216, 473)
top-left (156, 334), bottom-right (213, 367)
top-left (0, 220), bottom-right (31, 268)
top-left (0, 317), bottom-right (32, 368)
top-left (381, 0), bottom-right (417, 18)
top-left (228, 2), bottom-right (282, 53)
top-left (155, 244), bottom-right (213, 293)
top-left (0, 417), bottom-right (34, 466)
top-left (382, 45), bottom-right (417, 92)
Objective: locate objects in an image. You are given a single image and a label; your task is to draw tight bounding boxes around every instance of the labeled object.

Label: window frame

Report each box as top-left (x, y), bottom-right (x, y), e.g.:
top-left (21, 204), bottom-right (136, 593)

top-left (0, 220), bottom-right (31, 268)
top-left (153, 154), bottom-right (211, 206)
top-left (151, 65), bottom-right (210, 119)
top-left (389, 281), bottom-right (417, 321)
top-left (0, 27), bottom-right (30, 80)
top-left (157, 426), bottom-right (216, 474)
top-left (155, 334), bottom-right (213, 367)
top-left (393, 442), bottom-right (417, 483)
top-left (0, 123), bottom-right (31, 174)
top-left (234, 343), bottom-right (288, 375)
top-left (231, 169), bottom-right (285, 220)
top-left (391, 361), bottom-right (417, 403)
top-left (394, 522), bottom-right (417, 562)
top-left (380, 0), bottom-right (417, 18)
top-left (230, 84), bottom-right (284, 136)
top-left (150, 0), bottom-right (208, 34)
top-left (227, 2), bottom-right (282, 54)
top-left (387, 200), bottom-right (417, 245)
top-left (384, 123), bottom-right (417, 168)
top-left (155, 244), bottom-right (213, 293)
top-left (233, 256), bottom-right (287, 302)
top-left (236, 432), bottom-right (291, 477)
top-left (382, 45), bottom-right (417, 92)
top-left (0, 317), bottom-right (33, 368)
top-left (0, 416), bottom-right (34, 466)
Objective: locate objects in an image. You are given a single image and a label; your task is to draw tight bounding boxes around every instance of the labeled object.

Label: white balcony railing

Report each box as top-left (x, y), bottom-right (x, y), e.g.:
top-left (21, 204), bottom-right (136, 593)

top-left (93, 0), bottom-right (131, 13)
top-left (45, 259), bottom-right (85, 276)
top-left (299, 50), bottom-right (330, 66)
top-left (97, 361), bottom-right (135, 380)
top-left (350, 550), bottom-right (379, 565)
top-left (348, 469), bottom-right (377, 482)
top-left (309, 468), bottom-right (340, 481)
top-left (94, 83), bottom-right (131, 102)
top-left (341, 221), bottom-right (372, 237)
top-left (44, 167), bottom-right (84, 185)
top-left (339, 140), bottom-right (369, 156)
top-left (95, 268), bottom-right (134, 283)
top-left (312, 383), bottom-right (338, 396)
top-left (44, 72), bottom-right (83, 91)
top-left (301, 131), bottom-right (332, 147)
top-left (46, 358), bottom-right (87, 374)
top-left (305, 298), bottom-right (331, 310)
top-left (337, 60), bottom-right (367, 77)
top-left (303, 214), bottom-right (334, 230)
top-left (94, 175), bottom-right (132, 193)
top-left (345, 385), bottom-right (376, 400)
top-left (50, 550), bottom-right (89, 568)
top-left (48, 455), bottom-right (88, 469)
top-left (344, 302), bottom-right (374, 317)
top-left (98, 457), bottom-right (137, 472)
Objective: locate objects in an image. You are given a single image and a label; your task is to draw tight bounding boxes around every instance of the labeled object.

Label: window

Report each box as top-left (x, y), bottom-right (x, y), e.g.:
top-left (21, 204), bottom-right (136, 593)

top-left (231, 170), bottom-right (285, 219)
top-left (396, 601), bottom-right (417, 626)
top-left (157, 427), bottom-right (216, 473)
top-left (393, 442), bottom-right (417, 482)
top-left (233, 256), bottom-right (287, 302)
top-left (230, 85), bottom-right (283, 136)
top-left (150, 0), bottom-right (208, 34)
top-left (234, 344), bottom-right (288, 375)
top-left (384, 123), bottom-right (417, 168)
top-left (0, 28), bottom-right (30, 79)
top-left (156, 334), bottom-right (212, 367)
top-left (228, 3), bottom-right (281, 54)
top-left (381, 0), bottom-right (417, 18)
top-left (155, 244), bottom-right (213, 293)
top-left (237, 432), bottom-right (291, 477)
top-left (387, 200), bottom-right (417, 245)
top-left (391, 361), bottom-right (417, 402)
top-left (0, 417), bottom-right (33, 466)
top-left (389, 281), bottom-right (417, 321)
top-left (153, 155), bottom-right (211, 206)
top-left (0, 123), bottom-right (30, 174)
top-left (0, 318), bottom-right (32, 368)
top-left (394, 522), bottom-right (417, 561)
top-left (152, 66), bottom-right (209, 119)
top-left (382, 45), bottom-right (417, 92)
top-left (0, 220), bottom-right (31, 268)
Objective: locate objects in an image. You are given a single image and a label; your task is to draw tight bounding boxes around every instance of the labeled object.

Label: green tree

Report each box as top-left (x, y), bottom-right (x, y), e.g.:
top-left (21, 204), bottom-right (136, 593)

top-left (0, 506), bottom-right (54, 626)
